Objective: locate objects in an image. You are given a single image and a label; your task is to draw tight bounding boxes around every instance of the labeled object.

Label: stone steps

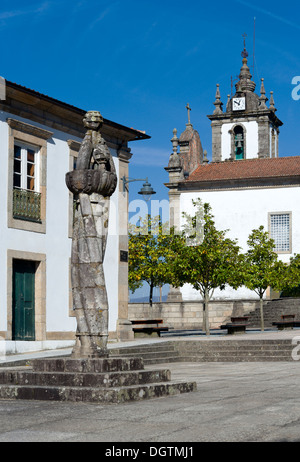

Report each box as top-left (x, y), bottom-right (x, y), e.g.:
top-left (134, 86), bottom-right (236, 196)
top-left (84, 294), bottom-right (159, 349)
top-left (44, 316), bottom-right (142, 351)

top-left (110, 343), bottom-right (180, 365)
top-left (176, 339), bottom-right (296, 362)
top-left (112, 339), bottom-right (297, 363)
top-left (246, 298), bottom-right (300, 327)
top-left (0, 356), bottom-right (196, 404)
top-left (0, 381), bottom-right (196, 404)
top-left (0, 369), bottom-right (171, 388)
top-left (179, 355), bottom-right (292, 362)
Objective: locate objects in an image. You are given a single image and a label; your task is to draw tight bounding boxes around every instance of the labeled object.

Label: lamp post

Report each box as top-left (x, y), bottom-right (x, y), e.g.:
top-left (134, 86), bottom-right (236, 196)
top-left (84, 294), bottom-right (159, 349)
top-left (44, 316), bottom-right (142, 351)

top-left (121, 176), bottom-right (156, 201)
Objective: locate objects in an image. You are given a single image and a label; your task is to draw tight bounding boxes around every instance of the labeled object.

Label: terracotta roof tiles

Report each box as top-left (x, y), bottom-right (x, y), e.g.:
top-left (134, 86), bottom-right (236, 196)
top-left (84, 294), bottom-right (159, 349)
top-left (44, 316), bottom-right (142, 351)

top-left (186, 156), bottom-right (300, 183)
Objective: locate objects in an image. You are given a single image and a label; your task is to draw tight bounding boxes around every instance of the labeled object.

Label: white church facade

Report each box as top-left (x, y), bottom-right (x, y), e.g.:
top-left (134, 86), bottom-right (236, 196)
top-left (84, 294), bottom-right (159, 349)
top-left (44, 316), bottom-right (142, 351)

top-left (165, 46), bottom-right (300, 302)
top-left (0, 79), bottom-right (149, 354)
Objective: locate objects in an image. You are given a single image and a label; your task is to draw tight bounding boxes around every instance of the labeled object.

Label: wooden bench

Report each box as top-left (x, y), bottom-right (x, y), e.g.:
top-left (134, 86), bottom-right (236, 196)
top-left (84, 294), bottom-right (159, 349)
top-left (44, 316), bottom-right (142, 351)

top-left (131, 319), bottom-right (170, 337)
top-left (273, 314), bottom-right (296, 330)
top-left (221, 316), bottom-right (249, 335)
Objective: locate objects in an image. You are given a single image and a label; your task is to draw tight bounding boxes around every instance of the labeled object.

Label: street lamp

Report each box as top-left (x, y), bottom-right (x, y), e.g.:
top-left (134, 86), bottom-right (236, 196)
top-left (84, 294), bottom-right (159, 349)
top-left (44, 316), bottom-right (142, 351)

top-left (121, 176), bottom-right (156, 201)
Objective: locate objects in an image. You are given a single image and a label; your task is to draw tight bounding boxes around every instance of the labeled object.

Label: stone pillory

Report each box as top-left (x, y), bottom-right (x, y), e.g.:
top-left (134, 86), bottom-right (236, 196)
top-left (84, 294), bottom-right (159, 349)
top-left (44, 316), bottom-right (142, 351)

top-left (66, 110), bottom-right (117, 358)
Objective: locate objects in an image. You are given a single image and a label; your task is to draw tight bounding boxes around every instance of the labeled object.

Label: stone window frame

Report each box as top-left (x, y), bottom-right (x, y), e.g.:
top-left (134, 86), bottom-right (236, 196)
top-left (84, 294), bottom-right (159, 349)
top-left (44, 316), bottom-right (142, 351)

top-left (7, 118), bottom-right (53, 234)
top-left (268, 211), bottom-right (292, 254)
top-left (13, 141), bottom-right (40, 191)
top-left (6, 249), bottom-right (46, 341)
top-left (229, 123), bottom-right (247, 160)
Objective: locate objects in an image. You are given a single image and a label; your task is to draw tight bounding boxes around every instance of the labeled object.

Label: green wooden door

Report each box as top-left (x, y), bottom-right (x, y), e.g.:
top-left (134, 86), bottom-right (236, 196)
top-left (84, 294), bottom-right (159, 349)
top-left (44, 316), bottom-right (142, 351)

top-left (13, 260), bottom-right (36, 341)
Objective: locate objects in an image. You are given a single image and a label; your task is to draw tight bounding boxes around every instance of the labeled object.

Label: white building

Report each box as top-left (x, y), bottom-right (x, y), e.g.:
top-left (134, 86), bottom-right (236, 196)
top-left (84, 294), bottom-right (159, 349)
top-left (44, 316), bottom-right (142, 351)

top-left (165, 47), bottom-right (300, 302)
top-left (0, 80), bottom-right (149, 354)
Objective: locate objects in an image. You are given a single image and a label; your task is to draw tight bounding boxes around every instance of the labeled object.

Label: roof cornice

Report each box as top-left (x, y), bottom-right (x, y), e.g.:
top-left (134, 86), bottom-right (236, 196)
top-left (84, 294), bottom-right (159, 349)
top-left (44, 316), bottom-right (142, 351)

top-left (2, 80), bottom-right (150, 142)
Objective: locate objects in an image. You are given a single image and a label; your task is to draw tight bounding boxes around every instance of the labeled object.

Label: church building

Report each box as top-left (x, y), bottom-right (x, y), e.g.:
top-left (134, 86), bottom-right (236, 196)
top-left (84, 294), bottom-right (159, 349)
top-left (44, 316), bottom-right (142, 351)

top-left (165, 45), bottom-right (300, 302)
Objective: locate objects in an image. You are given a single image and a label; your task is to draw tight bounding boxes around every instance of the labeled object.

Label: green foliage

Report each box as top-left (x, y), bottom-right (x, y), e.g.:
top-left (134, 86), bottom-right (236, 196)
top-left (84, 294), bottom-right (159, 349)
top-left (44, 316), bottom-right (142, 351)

top-left (128, 215), bottom-right (179, 305)
top-left (128, 204), bottom-right (300, 334)
top-left (242, 225), bottom-right (300, 331)
top-left (170, 201), bottom-right (243, 298)
top-left (280, 254), bottom-right (300, 297)
top-left (242, 226), bottom-right (300, 297)
top-left (168, 201), bottom-right (243, 334)
top-left (243, 226), bottom-right (280, 299)
top-left (281, 285), bottom-right (300, 298)
top-left (181, 198), bottom-right (205, 246)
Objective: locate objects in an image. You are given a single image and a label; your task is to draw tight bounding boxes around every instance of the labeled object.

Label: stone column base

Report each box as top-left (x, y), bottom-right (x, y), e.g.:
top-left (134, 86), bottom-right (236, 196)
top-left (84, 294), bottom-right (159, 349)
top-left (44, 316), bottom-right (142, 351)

top-left (71, 334), bottom-right (109, 358)
top-left (117, 319), bottom-right (134, 341)
top-left (167, 286), bottom-right (183, 302)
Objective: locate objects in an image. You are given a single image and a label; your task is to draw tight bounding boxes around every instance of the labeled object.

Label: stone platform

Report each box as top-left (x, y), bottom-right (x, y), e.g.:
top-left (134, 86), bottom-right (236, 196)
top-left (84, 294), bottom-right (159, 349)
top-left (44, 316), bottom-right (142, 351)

top-left (0, 356), bottom-right (196, 404)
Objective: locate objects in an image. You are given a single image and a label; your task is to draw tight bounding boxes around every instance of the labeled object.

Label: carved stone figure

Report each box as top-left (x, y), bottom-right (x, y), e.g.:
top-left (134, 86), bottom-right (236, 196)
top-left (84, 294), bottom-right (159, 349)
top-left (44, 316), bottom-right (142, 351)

top-left (66, 111), bottom-right (117, 357)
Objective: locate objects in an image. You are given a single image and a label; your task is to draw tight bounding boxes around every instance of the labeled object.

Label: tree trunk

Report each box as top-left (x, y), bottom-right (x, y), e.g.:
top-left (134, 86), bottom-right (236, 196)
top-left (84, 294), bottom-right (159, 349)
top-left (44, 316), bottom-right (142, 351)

top-left (149, 282), bottom-right (154, 307)
top-left (260, 295), bottom-right (264, 332)
top-left (203, 289), bottom-right (210, 335)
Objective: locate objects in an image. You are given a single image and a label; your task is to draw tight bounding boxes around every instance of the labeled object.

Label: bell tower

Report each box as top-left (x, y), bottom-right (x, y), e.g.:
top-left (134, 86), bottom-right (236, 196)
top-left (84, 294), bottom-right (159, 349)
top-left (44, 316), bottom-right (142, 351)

top-left (207, 38), bottom-right (283, 162)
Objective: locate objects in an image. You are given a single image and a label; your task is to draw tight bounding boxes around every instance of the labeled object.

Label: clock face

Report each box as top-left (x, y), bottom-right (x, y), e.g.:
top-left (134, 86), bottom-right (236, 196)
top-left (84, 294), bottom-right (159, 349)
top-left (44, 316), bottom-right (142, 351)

top-left (232, 97), bottom-right (246, 111)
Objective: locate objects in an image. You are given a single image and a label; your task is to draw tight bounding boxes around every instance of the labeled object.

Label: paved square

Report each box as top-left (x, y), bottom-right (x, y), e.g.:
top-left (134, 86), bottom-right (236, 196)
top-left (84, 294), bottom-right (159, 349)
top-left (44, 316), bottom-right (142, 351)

top-left (0, 359), bottom-right (299, 442)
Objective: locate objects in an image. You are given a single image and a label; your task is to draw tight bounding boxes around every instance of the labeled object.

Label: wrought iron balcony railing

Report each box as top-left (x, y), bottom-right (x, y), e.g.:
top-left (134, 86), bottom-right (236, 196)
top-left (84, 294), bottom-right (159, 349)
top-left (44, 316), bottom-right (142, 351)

top-left (13, 188), bottom-right (42, 223)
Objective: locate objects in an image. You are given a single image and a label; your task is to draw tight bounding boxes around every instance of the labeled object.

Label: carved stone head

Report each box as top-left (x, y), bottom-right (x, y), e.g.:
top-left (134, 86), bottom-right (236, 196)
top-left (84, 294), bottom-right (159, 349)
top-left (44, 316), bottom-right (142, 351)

top-left (83, 111), bottom-right (103, 131)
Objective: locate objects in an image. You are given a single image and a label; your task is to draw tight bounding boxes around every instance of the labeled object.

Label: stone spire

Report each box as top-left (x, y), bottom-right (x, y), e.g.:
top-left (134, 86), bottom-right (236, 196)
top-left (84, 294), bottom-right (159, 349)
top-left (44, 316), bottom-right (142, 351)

top-left (171, 128), bottom-right (179, 153)
top-left (259, 78), bottom-right (268, 110)
top-left (226, 94), bottom-right (231, 111)
top-left (203, 149), bottom-right (209, 164)
top-left (269, 91), bottom-right (276, 112)
top-left (165, 128), bottom-right (184, 183)
top-left (213, 84), bottom-right (223, 114)
top-left (167, 128), bottom-right (182, 169)
top-left (235, 35), bottom-right (256, 93)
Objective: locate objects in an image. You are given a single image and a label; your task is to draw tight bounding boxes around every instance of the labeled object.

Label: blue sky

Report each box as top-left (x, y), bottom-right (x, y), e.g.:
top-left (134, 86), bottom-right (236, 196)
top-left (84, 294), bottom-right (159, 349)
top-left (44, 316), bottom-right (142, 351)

top-left (1, 0), bottom-right (300, 205)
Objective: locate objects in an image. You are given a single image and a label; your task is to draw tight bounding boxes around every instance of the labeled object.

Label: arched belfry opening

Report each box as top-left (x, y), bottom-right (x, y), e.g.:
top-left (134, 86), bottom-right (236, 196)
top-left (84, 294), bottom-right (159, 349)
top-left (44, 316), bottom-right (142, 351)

top-left (234, 125), bottom-right (245, 160)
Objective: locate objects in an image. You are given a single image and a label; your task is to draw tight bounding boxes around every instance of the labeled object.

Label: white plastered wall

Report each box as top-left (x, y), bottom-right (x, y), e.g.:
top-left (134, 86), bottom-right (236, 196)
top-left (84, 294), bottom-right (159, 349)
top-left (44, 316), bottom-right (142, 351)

top-left (180, 186), bottom-right (300, 300)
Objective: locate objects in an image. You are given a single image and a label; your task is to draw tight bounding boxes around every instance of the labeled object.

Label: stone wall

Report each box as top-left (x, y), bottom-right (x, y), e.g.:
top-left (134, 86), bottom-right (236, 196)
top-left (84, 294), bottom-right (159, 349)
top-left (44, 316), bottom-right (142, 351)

top-left (128, 300), bottom-right (259, 330)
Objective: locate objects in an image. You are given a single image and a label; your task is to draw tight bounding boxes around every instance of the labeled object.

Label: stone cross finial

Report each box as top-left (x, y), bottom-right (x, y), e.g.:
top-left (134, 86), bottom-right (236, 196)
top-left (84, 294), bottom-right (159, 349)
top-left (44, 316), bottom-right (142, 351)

top-left (186, 103), bottom-right (192, 125)
top-left (241, 33), bottom-right (248, 59)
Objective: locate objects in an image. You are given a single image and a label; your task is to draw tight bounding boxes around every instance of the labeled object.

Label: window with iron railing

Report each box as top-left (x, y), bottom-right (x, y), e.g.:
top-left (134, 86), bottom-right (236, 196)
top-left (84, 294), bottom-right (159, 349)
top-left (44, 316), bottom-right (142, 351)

top-left (13, 143), bottom-right (41, 222)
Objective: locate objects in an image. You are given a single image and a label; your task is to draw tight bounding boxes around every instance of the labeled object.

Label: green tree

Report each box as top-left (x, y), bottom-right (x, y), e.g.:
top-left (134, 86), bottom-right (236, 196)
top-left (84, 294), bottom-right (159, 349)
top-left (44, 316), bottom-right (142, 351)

top-left (170, 200), bottom-right (243, 335)
top-left (128, 215), bottom-right (177, 306)
top-left (243, 225), bottom-right (292, 331)
top-left (279, 254), bottom-right (300, 298)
